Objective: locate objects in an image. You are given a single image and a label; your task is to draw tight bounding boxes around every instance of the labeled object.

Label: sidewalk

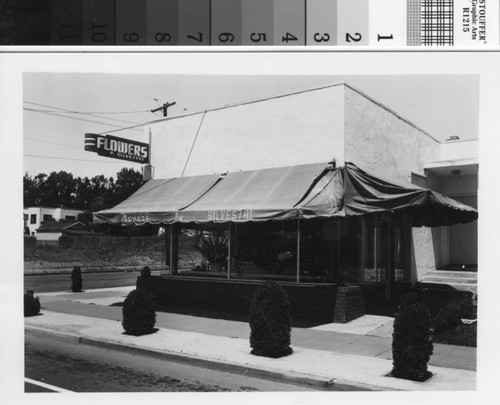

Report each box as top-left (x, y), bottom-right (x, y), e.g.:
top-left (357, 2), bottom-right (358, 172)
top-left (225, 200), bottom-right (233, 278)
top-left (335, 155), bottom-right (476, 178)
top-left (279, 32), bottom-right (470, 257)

top-left (24, 286), bottom-right (477, 391)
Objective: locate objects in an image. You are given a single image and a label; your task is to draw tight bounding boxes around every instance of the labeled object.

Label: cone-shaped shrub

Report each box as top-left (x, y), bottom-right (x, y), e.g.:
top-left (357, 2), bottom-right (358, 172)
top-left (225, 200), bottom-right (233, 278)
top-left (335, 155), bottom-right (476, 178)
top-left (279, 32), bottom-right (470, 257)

top-left (249, 281), bottom-right (293, 358)
top-left (122, 289), bottom-right (156, 336)
top-left (71, 265), bottom-right (82, 292)
top-left (24, 290), bottom-right (41, 317)
top-left (392, 292), bottom-right (433, 381)
top-left (137, 266), bottom-right (152, 292)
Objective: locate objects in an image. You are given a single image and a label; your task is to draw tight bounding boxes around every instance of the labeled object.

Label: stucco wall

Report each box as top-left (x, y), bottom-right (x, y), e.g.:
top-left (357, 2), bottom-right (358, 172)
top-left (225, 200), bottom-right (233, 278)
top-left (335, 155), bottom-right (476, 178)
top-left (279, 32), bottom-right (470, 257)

top-left (343, 86), bottom-right (441, 281)
top-left (343, 85), bottom-right (439, 182)
top-left (150, 85), bottom-right (346, 178)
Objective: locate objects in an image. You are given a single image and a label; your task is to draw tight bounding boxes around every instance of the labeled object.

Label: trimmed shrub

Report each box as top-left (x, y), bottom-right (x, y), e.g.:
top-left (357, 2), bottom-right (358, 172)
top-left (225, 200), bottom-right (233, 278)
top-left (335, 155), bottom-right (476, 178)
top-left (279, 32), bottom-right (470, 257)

top-left (71, 265), bottom-right (82, 292)
top-left (137, 266), bottom-right (153, 292)
top-left (122, 289), bottom-right (156, 336)
top-left (249, 281), bottom-right (293, 358)
top-left (140, 266), bottom-right (151, 277)
top-left (24, 290), bottom-right (41, 317)
top-left (431, 297), bottom-right (475, 335)
top-left (392, 292), bottom-right (433, 382)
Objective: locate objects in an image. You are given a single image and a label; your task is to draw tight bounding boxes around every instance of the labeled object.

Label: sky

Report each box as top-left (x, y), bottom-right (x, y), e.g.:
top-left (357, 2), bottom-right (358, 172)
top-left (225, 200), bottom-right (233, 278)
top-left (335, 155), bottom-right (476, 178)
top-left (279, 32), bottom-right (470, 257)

top-left (23, 73), bottom-right (479, 179)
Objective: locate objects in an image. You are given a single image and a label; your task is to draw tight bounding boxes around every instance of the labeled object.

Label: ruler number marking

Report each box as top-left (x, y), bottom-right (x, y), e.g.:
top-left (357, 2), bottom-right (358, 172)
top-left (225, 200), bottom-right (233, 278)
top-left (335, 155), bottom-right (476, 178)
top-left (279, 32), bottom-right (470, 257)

top-left (187, 32), bottom-right (203, 42)
top-left (219, 32), bottom-right (234, 43)
top-left (155, 33), bottom-right (171, 43)
top-left (314, 33), bottom-right (330, 43)
top-left (91, 23), bottom-right (108, 43)
top-left (377, 34), bottom-right (394, 42)
top-left (250, 33), bottom-right (267, 43)
top-left (346, 32), bottom-right (362, 42)
top-left (123, 33), bottom-right (140, 43)
top-left (282, 32), bottom-right (298, 43)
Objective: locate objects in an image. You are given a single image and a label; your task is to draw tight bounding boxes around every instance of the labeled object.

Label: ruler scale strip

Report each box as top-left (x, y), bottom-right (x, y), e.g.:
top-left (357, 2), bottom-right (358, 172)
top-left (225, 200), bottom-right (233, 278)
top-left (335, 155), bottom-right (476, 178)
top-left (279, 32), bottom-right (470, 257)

top-left (1, 0), bottom-right (499, 46)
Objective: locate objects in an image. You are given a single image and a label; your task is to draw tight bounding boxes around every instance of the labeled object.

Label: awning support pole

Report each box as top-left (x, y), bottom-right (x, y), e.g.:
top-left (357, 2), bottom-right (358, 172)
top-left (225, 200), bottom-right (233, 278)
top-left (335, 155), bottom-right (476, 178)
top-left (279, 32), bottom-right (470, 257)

top-left (170, 224), bottom-right (178, 276)
top-left (227, 223), bottom-right (232, 280)
top-left (296, 219), bottom-right (301, 284)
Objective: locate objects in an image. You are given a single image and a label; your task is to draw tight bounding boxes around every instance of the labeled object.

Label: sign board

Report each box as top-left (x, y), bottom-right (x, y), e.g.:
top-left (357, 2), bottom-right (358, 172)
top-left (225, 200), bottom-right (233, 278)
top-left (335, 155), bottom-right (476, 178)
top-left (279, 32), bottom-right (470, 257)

top-left (84, 133), bottom-right (150, 164)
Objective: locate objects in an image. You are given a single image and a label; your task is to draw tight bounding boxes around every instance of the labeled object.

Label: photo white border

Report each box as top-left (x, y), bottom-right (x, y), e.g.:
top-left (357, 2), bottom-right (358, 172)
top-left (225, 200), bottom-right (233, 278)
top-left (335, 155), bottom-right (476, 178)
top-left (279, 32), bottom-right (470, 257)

top-left (1, 50), bottom-right (499, 404)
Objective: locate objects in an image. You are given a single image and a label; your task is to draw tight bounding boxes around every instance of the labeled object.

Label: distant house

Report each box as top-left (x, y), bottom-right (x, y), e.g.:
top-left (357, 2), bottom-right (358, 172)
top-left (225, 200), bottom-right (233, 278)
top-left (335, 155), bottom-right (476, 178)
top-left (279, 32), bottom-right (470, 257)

top-left (36, 221), bottom-right (93, 246)
top-left (23, 207), bottom-right (85, 236)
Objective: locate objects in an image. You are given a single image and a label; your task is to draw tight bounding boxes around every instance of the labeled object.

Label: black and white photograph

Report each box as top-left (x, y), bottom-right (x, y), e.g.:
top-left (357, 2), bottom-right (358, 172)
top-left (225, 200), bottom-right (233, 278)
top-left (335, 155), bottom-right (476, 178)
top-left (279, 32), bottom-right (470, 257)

top-left (1, 50), bottom-right (500, 404)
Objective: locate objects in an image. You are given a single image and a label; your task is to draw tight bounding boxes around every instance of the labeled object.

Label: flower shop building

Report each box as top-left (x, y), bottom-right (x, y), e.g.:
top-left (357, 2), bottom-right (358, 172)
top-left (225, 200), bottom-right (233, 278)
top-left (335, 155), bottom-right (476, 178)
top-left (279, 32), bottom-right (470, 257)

top-left (94, 83), bottom-right (478, 321)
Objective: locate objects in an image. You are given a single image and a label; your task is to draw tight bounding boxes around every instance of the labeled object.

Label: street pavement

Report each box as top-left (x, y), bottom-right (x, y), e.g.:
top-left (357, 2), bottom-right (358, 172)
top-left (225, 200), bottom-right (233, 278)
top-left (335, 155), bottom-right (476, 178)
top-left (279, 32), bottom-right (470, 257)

top-left (24, 286), bottom-right (477, 391)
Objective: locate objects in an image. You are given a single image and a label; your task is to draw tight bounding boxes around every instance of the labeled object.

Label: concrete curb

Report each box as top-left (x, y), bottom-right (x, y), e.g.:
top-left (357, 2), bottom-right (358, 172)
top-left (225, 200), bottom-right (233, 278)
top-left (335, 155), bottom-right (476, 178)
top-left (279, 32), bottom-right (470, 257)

top-left (25, 325), bottom-right (374, 391)
top-left (24, 311), bottom-right (476, 392)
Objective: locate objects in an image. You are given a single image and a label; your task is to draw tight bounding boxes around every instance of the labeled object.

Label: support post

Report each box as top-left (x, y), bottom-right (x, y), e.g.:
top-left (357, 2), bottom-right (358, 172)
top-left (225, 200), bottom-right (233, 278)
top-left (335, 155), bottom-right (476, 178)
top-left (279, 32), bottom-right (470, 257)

top-left (170, 223), bottom-right (179, 276)
top-left (296, 219), bottom-right (301, 284)
top-left (164, 226), bottom-right (170, 276)
top-left (360, 217), bottom-right (366, 283)
top-left (227, 223), bottom-right (232, 279)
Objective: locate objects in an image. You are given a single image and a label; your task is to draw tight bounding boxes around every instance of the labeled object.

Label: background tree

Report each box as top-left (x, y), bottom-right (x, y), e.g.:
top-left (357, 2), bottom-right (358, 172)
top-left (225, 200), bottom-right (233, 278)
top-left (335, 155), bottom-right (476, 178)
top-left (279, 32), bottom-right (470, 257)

top-left (23, 167), bottom-right (144, 213)
top-left (112, 168), bottom-right (145, 206)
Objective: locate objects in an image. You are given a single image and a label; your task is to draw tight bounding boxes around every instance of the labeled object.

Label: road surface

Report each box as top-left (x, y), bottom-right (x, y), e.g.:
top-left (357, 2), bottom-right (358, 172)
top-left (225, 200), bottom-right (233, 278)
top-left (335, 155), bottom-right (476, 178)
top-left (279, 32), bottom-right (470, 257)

top-left (25, 330), bottom-right (315, 392)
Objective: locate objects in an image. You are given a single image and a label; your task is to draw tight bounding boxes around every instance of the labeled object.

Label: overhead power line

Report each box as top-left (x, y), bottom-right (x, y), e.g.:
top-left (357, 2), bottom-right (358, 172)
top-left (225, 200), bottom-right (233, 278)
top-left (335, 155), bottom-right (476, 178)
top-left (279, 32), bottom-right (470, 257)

top-left (23, 108), bottom-right (144, 133)
top-left (24, 137), bottom-right (81, 150)
top-left (23, 101), bottom-right (142, 125)
top-left (24, 104), bottom-right (150, 115)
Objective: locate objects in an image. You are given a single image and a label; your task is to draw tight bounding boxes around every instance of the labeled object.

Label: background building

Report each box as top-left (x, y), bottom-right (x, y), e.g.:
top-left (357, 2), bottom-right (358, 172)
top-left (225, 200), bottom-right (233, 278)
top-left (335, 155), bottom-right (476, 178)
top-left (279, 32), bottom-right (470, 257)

top-left (23, 207), bottom-right (84, 236)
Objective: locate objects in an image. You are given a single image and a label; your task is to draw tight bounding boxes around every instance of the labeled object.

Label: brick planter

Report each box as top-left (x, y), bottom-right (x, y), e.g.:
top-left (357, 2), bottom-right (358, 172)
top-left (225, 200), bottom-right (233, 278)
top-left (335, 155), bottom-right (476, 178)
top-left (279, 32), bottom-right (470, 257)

top-left (333, 285), bottom-right (365, 323)
top-left (143, 276), bottom-right (338, 323)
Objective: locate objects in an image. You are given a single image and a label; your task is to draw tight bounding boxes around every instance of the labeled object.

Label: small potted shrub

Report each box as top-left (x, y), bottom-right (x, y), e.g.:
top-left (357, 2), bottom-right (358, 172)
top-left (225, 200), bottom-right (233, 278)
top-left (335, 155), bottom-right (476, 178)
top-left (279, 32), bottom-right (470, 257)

top-left (24, 290), bottom-right (41, 317)
top-left (249, 281), bottom-right (293, 358)
top-left (122, 289), bottom-right (156, 336)
top-left (392, 292), bottom-right (433, 381)
top-left (71, 265), bottom-right (83, 292)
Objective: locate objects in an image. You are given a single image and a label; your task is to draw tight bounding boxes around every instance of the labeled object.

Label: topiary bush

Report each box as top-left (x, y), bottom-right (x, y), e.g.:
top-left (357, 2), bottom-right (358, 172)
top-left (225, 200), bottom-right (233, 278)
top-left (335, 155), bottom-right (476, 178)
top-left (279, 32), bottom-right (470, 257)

top-left (24, 290), bottom-right (41, 317)
top-left (122, 289), bottom-right (156, 336)
top-left (71, 265), bottom-right (83, 292)
top-left (137, 266), bottom-right (152, 292)
top-left (431, 297), bottom-right (474, 335)
top-left (249, 281), bottom-right (293, 358)
top-left (392, 292), bottom-right (433, 382)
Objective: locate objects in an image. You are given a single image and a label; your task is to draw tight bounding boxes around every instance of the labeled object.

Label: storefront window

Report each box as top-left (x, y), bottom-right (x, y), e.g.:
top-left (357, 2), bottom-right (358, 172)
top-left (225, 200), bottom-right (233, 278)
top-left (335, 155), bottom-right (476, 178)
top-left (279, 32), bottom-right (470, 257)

top-left (299, 220), bottom-right (337, 283)
top-left (338, 218), bottom-right (362, 283)
top-left (231, 221), bottom-right (298, 282)
top-left (364, 217), bottom-right (410, 283)
top-left (167, 216), bottom-right (407, 285)
top-left (394, 226), bottom-right (410, 281)
top-left (175, 223), bottom-right (229, 278)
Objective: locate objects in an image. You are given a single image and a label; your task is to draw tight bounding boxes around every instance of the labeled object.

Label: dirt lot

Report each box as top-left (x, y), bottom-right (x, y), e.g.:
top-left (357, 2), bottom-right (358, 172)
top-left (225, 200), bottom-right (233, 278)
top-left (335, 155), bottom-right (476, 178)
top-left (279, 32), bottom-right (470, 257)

top-left (24, 244), bottom-right (202, 275)
top-left (24, 244), bottom-right (164, 274)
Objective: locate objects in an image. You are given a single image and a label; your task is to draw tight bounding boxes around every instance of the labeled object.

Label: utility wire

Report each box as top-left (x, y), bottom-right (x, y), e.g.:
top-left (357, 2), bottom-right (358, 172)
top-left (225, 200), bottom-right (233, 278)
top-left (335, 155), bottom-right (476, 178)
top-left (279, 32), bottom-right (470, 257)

top-left (24, 137), bottom-right (81, 151)
top-left (24, 108), bottom-right (143, 133)
top-left (23, 102), bottom-right (142, 125)
top-left (181, 111), bottom-right (207, 177)
top-left (24, 103), bottom-right (150, 115)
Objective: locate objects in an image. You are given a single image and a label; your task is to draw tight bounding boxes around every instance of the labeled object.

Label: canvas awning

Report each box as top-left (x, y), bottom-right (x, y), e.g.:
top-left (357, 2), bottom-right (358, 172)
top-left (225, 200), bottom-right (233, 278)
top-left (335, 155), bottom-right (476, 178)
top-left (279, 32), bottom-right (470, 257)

top-left (94, 162), bottom-right (478, 227)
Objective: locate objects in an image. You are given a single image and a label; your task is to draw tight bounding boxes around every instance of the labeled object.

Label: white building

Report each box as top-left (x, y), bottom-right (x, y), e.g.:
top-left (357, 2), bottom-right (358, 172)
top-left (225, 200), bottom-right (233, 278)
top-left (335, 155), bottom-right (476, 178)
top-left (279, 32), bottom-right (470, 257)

top-left (23, 207), bottom-right (85, 236)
